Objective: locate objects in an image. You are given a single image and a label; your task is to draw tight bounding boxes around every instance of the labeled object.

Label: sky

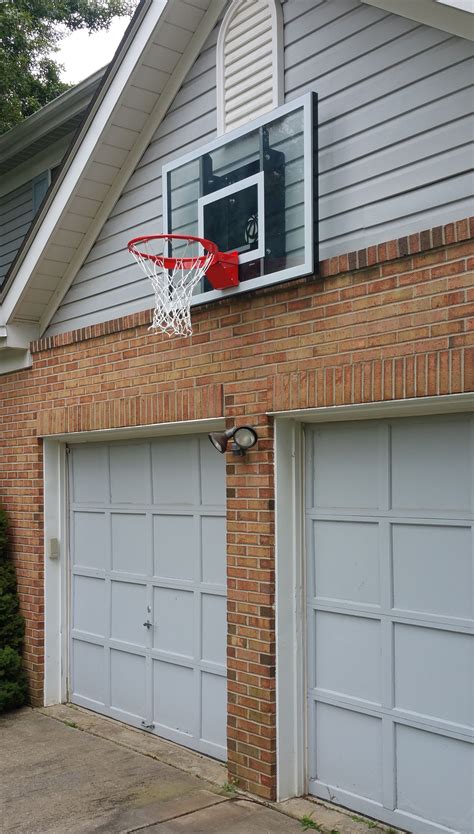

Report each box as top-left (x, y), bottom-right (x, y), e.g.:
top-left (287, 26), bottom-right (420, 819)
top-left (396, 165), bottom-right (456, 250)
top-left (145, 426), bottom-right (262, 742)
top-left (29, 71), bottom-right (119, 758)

top-left (56, 16), bottom-right (131, 85)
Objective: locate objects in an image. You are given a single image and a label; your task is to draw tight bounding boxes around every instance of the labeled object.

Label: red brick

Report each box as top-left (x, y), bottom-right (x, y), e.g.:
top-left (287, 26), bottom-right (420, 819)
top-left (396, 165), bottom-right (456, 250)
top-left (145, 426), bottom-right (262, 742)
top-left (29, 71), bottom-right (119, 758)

top-left (1, 220), bottom-right (471, 800)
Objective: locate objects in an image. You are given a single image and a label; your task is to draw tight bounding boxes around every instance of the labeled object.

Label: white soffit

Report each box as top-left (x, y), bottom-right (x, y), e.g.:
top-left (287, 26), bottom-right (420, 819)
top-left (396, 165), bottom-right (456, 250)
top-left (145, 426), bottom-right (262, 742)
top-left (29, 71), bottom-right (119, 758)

top-left (361, 0), bottom-right (474, 39)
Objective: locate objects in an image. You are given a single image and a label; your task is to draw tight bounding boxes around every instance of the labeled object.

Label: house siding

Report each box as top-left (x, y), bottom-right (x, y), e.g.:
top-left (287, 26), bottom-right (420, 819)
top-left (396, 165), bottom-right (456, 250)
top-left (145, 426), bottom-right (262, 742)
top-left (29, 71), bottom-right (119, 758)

top-left (0, 182), bottom-right (34, 289)
top-left (46, 0), bottom-right (473, 336)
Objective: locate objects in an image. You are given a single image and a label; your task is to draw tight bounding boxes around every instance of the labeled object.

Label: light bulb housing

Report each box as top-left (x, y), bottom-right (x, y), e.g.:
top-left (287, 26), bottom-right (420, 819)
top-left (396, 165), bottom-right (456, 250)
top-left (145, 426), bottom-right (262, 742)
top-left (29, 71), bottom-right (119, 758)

top-left (208, 425), bottom-right (258, 456)
top-left (208, 428), bottom-right (235, 454)
top-left (233, 426), bottom-right (258, 451)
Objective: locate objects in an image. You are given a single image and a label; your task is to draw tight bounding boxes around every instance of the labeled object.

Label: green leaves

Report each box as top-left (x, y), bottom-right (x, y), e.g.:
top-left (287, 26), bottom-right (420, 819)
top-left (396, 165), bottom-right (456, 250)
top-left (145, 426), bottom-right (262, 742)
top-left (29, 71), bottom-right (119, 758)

top-left (0, 647), bottom-right (28, 712)
top-left (0, 0), bottom-right (136, 133)
top-left (0, 509), bottom-right (28, 712)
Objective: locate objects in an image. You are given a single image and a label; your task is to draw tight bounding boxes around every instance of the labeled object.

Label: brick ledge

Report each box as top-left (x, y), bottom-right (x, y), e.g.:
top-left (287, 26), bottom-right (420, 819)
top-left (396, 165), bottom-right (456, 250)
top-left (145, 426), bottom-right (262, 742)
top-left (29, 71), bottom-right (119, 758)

top-left (30, 216), bottom-right (473, 354)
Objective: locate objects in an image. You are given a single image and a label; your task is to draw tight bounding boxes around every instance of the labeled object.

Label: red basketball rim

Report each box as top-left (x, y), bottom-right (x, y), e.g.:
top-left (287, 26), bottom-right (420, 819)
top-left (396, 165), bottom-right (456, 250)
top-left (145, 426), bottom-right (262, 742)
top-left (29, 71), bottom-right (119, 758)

top-left (127, 233), bottom-right (218, 270)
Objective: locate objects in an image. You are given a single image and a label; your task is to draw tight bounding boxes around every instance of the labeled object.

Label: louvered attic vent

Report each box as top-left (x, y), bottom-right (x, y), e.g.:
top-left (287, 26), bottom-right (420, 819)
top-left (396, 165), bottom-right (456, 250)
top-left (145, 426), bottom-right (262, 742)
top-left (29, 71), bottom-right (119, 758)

top-left (217, 0), bottom-right (283, 135)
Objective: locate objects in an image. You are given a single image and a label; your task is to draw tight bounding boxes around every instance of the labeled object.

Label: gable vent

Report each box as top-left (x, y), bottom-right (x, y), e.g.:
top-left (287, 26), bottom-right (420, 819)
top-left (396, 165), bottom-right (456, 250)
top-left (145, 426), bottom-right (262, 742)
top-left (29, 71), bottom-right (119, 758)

top-left (217, 0), bottom-right (283, 135)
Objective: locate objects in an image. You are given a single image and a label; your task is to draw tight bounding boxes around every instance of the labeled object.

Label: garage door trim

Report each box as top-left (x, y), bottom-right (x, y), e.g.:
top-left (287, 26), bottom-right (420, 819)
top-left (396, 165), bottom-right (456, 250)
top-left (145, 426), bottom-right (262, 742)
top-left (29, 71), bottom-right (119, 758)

top-left (43, 417), bottom-right (225, 708)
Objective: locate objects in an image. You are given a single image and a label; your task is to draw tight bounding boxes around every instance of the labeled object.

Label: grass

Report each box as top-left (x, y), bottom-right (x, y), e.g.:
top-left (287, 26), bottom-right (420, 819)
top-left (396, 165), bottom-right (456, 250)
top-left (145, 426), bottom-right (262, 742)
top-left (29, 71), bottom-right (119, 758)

top-left (220, 780), bottom-right (238, 796)
top-left (300, 815), bottom-right (323, 831)
top-left (63, 720), bottom-right (78, 729)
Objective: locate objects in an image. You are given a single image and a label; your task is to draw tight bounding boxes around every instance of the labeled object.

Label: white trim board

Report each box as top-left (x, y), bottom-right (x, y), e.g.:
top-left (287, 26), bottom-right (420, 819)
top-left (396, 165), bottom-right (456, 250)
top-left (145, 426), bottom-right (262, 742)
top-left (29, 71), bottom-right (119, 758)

top-left (274, 392), bottom-right (474, 802)
top-left (269, 393), bottom-right (474, 422)
top-left (39, 417), bottom-right (225, 443)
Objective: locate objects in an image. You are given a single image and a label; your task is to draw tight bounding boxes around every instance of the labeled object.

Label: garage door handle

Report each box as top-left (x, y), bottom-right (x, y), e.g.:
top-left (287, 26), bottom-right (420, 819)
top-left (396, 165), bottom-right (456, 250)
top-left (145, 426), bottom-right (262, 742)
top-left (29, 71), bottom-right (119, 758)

top-left (143, 620), bottom-right (153, 629)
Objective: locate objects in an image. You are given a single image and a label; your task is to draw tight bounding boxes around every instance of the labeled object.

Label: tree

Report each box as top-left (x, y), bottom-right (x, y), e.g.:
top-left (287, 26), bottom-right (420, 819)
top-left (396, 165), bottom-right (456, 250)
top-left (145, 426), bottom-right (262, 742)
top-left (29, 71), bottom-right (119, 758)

top-left (0, 508), bottom-right (28, 712)
top-left (0, 1), bottom-right (135, 135)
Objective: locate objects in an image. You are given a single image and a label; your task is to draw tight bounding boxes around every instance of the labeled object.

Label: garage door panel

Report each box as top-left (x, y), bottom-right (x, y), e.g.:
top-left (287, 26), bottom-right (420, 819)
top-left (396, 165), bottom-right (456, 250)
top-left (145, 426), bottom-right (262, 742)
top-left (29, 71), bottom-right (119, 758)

top-left (111, 581), bottom-right (147, 647)
top-left (73, 512), bottom-right (107, 570)
top-left (152, 436), bottom-right (198, 505)
top-left (313, 611), bottom-right (382, 705)
top-left (153, 660), bottom-right (195, 737)
top-left (306, 415), bottom-right (474, 833)
top-left (392, 524), bottom-right (473, 619)
top-left (110, 649), bottom-right (146, 719)
top-left (309, 424), bottom-right (383, 511)
top-left (394, 624), bottom-right (473, 728)
top-left (201, 515), bottom-right (226, 585)
top-left (72, 640), bottom-right (105, 706)
top-left (201, 672), bottom-right (227, 751)
top-left (391, 418), bottom-right (471, 513)
top-left (72, 445), bottom-right (109, 504)
top-left (73, 576), bottom-right (106, 637)
top-left (201, 594), bottom-right (227, 666)
top-left (153, 514), bottom-right (196, 580)
top-left (154, 587), bottom-right (194, 658)
top-left (313, 702), bottom-right (383, 804)
top-left (312, 520), bottom-right (380, 605)
top-left (70, 435), bottom-right (227, 761)
top-left (395, 725), bottom-right (474, 833)
top-left (110, 443), bottom-right (152, 504)
top-left (111, 513), bottom-right (150, 575)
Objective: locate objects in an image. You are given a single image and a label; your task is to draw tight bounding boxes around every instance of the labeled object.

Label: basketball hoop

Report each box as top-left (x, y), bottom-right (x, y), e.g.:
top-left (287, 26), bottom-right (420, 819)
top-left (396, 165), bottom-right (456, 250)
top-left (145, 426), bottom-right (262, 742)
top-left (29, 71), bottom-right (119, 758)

top-left (128, 234), bottom-right (239, 337)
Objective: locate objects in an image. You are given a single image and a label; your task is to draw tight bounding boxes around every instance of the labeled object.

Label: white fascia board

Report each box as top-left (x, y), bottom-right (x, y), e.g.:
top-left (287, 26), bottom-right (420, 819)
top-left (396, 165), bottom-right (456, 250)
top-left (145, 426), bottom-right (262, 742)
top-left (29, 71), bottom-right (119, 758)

top-left (361, 0), bottom-right (474, 39)
top-left (38, 0), bottom-right (228, 336)
top-left (1, 0), bottom-right (166, 326)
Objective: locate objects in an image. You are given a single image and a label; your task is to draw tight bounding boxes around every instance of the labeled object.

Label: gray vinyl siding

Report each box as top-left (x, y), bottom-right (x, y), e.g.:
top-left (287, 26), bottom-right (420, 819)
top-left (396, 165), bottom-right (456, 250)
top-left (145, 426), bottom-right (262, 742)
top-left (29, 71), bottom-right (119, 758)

top-left (47, 0), bottom-right (474, 336)
top-left (0, 182), bottom-right (34, 289)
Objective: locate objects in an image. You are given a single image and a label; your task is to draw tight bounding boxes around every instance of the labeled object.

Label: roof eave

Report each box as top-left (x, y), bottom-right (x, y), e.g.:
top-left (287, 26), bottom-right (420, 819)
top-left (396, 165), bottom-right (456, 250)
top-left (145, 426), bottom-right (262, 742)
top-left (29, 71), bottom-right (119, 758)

top-left (0, 68), bottom-right (106, 167)
top-left (361, 0), bottom-right (474, 40)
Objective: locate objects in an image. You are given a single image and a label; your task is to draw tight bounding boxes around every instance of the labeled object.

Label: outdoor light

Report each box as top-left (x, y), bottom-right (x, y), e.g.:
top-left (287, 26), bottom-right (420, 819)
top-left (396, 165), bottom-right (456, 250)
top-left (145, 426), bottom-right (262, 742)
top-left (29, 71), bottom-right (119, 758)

top-left (208, 425), bottom-right (258, 456)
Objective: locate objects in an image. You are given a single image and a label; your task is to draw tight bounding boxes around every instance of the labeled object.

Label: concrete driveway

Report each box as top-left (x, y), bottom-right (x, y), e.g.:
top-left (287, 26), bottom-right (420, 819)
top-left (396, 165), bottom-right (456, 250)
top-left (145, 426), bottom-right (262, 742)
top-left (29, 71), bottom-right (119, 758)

top-left (0, 708), bottom-right (301, 834)
top-left (0, 707), bottom-right (386, 834)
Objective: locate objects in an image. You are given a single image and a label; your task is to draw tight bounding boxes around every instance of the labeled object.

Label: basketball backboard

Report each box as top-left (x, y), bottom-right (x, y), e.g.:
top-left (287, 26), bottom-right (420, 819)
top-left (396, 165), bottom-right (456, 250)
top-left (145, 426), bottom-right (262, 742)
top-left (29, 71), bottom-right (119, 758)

top-left (162, 92), bottom-right (318, 302)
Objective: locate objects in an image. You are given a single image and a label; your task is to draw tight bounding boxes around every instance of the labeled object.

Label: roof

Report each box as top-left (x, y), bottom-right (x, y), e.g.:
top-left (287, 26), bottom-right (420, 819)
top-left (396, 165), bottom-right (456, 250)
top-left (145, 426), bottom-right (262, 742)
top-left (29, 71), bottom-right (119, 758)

top-left (0, 68), bottom-right (106, 177)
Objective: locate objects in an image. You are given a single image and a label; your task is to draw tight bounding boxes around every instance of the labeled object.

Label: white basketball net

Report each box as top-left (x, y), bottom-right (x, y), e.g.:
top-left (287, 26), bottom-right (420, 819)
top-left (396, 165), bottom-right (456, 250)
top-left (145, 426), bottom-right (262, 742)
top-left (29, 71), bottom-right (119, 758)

top-left (130, 238), bottom-right (214, 337)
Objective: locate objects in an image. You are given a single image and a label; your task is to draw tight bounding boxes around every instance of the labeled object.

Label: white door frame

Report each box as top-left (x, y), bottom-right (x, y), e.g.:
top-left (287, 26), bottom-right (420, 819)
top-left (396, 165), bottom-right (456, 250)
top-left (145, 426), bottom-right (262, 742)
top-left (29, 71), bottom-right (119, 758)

top-left (42, 418), bottom-right (225, 706)
top-left (273, 392), bottom-right (474, 801)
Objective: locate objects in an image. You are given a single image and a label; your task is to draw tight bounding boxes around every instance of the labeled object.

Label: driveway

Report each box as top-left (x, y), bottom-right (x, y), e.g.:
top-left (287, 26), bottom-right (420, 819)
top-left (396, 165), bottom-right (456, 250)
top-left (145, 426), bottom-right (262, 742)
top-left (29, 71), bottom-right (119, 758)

top-left (0, 707), bottom-right (386, 834)
top-left (0, 708), bottom-right (300, 833)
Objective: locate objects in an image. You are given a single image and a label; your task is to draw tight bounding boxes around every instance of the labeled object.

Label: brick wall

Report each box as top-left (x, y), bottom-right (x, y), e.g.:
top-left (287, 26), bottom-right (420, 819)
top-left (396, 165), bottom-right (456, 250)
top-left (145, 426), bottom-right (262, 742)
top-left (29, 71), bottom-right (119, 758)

top-left (0, 218), bottom-right (472, 798)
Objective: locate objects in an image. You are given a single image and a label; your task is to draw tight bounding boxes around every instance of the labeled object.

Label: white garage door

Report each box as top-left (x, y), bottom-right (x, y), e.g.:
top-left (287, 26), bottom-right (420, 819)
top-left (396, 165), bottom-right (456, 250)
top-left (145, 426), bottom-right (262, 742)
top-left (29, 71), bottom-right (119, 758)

top-left (69, 434), bottom-right (227, 761)
top-left (306, 414), bottom-right (473, 834)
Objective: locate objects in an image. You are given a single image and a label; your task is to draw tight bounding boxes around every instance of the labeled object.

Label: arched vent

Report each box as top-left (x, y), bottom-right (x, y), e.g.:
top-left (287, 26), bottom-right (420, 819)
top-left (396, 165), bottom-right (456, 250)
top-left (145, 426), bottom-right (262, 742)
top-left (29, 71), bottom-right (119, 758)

top-left (217, 0), bottom-right (283, 135)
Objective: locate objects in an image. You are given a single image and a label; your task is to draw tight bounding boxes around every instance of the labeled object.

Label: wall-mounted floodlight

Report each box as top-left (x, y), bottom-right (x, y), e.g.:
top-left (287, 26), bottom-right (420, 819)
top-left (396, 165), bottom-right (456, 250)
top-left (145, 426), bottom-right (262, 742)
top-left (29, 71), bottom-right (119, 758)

top-left (208, 425), bottom-right (258, 456)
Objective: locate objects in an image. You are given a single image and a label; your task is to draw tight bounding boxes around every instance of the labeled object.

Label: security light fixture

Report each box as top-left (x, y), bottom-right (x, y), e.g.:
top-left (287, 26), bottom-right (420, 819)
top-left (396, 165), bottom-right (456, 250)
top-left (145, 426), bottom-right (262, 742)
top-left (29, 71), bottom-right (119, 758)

top-left (208, 425), bottom-right (258, 456)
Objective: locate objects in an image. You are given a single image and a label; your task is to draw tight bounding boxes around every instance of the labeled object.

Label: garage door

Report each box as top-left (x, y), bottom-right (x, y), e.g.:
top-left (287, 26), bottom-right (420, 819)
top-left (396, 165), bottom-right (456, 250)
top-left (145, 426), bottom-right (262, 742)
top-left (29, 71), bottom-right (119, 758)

top-left (305, 414), bottom-right (473, 834)
top-left (69, 434), bottom-right (227, 761)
